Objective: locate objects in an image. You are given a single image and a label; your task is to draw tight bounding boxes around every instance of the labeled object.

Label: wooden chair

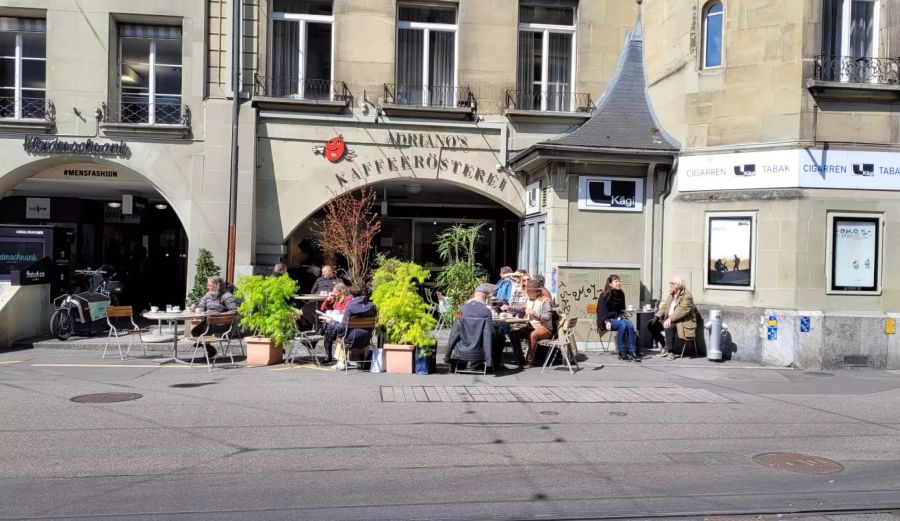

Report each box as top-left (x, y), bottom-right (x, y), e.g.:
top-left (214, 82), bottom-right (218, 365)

top-left (189, 313), bottom-right (237, 371)
top-left (341, 315), bottom-right (378, 374)
top-left (539, 315), bottom-right (579, 374)
top-left (102, 306), bottom-right (148, 360)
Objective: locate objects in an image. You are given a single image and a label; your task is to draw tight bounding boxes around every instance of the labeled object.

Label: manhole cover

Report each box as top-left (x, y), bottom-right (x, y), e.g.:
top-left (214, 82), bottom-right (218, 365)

top-left (753, 452), bottom-right (843, 474)
top-left (71, 392), bottom-right (143, 403)
top-left (609, 411), bottom-right (628, 417)
top-left (539, 411), bottom-right (559, 416)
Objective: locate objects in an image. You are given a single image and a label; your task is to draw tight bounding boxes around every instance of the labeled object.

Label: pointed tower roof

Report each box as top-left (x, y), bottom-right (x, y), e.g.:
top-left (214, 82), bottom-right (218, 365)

top-left (509, 13), bottom-right (679, 170)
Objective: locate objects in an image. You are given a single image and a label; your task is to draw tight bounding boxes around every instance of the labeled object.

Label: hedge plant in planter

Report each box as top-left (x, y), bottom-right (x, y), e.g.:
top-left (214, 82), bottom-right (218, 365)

top-left (371, 256), bottom-right (437, 374)
top-left (235, 274), bottom-right (298, 366)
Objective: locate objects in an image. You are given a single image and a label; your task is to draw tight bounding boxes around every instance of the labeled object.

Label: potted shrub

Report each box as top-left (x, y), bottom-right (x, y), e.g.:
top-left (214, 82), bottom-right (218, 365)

top-left (371, 255), bottom-right (437, 374)
top-left (235, 274), bottom-right (298, 366)
top-left (186, 248), bottom-right (221, 307)
top-left (434, 224), bottom-right (486, 324)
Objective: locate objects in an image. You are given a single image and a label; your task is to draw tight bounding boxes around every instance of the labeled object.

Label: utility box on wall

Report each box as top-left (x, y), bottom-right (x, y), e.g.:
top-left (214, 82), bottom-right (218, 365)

top-left (553, 263), bottom-right (642, 350)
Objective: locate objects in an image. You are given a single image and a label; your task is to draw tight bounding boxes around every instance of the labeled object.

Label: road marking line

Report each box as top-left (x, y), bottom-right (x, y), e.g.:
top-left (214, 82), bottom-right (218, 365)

top-left (31, 363), bottom-right (190, 369)
top-left (0, 360), bottom-right (23, 365)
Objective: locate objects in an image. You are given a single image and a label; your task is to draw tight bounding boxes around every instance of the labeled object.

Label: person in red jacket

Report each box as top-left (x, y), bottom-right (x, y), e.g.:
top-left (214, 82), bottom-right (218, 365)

top-left (320, 283), bottom-right (351, 313)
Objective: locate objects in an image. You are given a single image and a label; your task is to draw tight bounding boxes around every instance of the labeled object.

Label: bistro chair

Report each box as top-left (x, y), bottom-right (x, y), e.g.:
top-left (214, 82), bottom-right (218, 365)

top-left (189, 312), bottom-right (237, 371)
top-left (540, 315), bottom-right (579, 374)
top-left (286, 320), bottom-right (324, 366)
top-left (102, 306), bottom-right (148, 360)
top-left (341, 315), bottom-right (378, 374)
top-left (583, 303), bottom-right (615, 352)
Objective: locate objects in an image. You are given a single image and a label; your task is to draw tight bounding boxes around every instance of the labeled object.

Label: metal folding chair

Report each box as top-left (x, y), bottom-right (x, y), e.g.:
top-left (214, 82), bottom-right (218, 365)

top-left (540, 315), bottom-right (580, 374)
top-left (341, 315), bottom-right (378, 374)
top-left (286, 321), bottom-right (324, 366)
top-left (189, 312), bottom-right (237, 371)
top-left (102, 306), bottom-right (148, 360)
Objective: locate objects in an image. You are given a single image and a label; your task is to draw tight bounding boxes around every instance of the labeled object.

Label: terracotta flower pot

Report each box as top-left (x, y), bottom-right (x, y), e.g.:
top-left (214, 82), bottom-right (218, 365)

top-left (245, 336), bottom-right (283, 366)
top-left (383, 344), bottom-right (415, 373)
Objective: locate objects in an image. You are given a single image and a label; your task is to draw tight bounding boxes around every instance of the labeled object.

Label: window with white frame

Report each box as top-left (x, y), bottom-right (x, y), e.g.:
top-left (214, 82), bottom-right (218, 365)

top-left (0, 17), bottom-right (46, 119)
top-left (823, 0), bottom-right (879, 59)
top-left (821, 0), bottom-right (880, 82)
top-left (396, 3), bottom-right (457, 107)
top-left (704, 212), bottom-right (756, 290)
top-left (519, 217), bottom-right (546, 278)
top-left (827, 212), bottom-right (883, 294)
top-left (516, 2), bottom-right (576, 111)
top-left (118, 24), bottom-right (183, 124)
top-left (270, 0), bottom-right (334, 100)
top-left (702, 2), bottom-right (723, 69)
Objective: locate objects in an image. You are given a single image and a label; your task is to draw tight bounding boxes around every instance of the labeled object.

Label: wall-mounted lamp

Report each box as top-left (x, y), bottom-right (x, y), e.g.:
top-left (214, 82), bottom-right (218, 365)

top-left (107, 201), bottom-right (122, 208)
top-left (405, 183), bottom-right (422, 194)
top-left (154, 203), bottom-right (168, 210)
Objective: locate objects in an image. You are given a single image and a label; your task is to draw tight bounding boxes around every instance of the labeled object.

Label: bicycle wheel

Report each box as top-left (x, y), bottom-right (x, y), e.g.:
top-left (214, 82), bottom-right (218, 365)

top-left (50, 308), bottom-right (74, 340)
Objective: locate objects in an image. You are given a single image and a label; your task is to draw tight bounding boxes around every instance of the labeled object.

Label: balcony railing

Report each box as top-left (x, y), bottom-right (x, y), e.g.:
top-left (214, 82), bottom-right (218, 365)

top-left (254, 75), bottom-right (351, 103)
top-left (504, 89), bottom-right (593, 113)
top-left (383, 83), bottom-right (477, 111)
top-left (0, 96), bottom-right (55, 121)
top-left (101, 101), bottom-right (190, 126)
top-left (813, 54), bottom-right (900, 85)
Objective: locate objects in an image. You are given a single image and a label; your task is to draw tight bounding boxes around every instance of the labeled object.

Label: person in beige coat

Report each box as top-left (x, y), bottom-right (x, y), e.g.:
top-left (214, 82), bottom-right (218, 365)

top-left (649, 276), bottom-right (697, 360)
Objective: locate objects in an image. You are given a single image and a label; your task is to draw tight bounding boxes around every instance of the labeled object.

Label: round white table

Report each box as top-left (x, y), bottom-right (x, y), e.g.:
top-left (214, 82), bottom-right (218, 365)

top-left (142, 310), bottom-right (207, 365)
top-left (292, 294), bottom-right (328, 301)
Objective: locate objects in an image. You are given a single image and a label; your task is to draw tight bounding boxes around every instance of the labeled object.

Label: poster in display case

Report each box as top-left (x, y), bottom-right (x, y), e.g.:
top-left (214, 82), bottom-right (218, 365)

top-left (832, 217), bottom-right (879, 292)
top-left (705, 214), bottom-right (755, 289)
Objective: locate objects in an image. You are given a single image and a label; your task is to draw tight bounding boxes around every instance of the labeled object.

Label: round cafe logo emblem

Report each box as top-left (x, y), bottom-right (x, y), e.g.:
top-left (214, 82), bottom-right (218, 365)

top-left (313, 135), bottom-right (355, 163)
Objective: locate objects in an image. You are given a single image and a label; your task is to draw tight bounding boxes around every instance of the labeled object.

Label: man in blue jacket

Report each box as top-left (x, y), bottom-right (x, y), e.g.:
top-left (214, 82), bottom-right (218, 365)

top-left (492, 266), bottom-right (515, 303)
top-left (332, 285), bottom-right (376, 369)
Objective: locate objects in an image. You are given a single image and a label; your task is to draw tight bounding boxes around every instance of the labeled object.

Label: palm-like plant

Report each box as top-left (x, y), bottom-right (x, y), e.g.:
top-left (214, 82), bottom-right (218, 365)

top-left (434, 223), bottom-right (486, 320)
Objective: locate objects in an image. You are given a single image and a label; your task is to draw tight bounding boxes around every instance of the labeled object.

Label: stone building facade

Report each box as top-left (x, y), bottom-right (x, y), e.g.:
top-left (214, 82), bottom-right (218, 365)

top-left (1, 0), bottom-right (898, 368)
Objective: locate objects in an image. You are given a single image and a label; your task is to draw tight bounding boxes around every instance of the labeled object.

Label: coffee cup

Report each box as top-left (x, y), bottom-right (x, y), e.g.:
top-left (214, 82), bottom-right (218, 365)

top-left (172, 306), bottom-right (181, 312)
top-left (626, 305), bottom-right (634, 311)
top-left (150, 306), bottom-right (159, 312)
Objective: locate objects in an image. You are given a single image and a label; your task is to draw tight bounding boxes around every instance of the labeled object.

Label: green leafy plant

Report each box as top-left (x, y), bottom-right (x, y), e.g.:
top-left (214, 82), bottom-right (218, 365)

top-left (370, 255), bottom-right (437, 356)
top-left (434, 224), bottom-right (486, 319)
top-left (234, 274), bottom-right (299, 347)
top-left (187, 248), bottom-right (221, 306)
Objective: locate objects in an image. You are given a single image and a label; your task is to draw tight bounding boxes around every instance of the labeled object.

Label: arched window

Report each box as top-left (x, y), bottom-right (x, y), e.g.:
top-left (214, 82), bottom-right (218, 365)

top-left (702, 2), bottom-right (724, 69)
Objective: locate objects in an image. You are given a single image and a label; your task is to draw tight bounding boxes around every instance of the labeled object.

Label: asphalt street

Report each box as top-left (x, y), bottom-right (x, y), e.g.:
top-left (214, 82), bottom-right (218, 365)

top-left (1, 348), bottom-right (899, 521)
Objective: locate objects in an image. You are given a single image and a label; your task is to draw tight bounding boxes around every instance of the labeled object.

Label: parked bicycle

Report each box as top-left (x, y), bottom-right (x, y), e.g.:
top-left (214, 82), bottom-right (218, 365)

top-left (49, 268), bottom-right (113, 340)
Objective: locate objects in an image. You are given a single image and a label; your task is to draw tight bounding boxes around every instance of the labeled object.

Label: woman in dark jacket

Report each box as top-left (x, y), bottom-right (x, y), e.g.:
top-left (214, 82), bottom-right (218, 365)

top-left (596, 274), bottom-right (639, 361)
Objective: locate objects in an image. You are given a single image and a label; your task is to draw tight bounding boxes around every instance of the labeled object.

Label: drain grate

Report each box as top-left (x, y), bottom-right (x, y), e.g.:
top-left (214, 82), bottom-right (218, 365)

top-left (71, 392), bottom-right (143, 404)
top-left (753, 452), bottom-right (843, 474)
top-left (539, 411), bottom-right (559, 416)
top-left (804, 371), bottom-right (834, 377)
top-left (609, 411), bottom-right (628, 417)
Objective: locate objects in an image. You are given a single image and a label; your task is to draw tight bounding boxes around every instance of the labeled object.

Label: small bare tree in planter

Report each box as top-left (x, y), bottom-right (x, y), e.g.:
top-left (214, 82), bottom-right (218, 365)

top-left (313, 187), bottom-right (382, 290)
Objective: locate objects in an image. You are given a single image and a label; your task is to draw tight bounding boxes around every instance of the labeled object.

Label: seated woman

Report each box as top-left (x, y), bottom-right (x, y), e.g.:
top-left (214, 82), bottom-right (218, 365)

top-left (596, 274), bottom-right (639, 362)
top-left (320, 283), bottom-right (351, 314)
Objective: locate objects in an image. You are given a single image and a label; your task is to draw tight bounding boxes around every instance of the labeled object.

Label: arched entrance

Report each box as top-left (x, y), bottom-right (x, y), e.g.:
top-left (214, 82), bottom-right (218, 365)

top-left (282, 179), bottom-right (521, 292)
top-left (0, 158), bottom-right (189, 309)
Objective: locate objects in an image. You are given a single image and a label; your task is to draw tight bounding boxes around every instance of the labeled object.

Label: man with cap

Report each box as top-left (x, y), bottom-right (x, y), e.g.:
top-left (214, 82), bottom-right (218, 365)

top-left (462, 284), bottom-right (494, 320)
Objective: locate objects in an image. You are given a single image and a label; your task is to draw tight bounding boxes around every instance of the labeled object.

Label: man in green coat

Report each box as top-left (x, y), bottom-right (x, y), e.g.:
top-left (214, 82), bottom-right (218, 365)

top-left (649, 276), bottom-right (697, 360)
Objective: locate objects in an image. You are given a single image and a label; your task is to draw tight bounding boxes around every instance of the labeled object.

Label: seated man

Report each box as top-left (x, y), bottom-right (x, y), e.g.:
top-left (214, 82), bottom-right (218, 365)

top-left (324, 285), bottom-right (376, 369)
top-left (649, 276), bottom-right (697, 360)
top-left (504, 279), bottom-right (552, 369)
top-left (310, 265), bottom-right (339, 295)
top-left (190, 276), bottom-right (237, 359)
top-left (492, 266), bottom-right (515, 303)
top-left (446, 285), bottom-right (503, 371)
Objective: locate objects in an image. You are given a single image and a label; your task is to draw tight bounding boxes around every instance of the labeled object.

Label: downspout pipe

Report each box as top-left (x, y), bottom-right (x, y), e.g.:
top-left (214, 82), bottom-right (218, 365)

top-left (656, 155), bottom-right (676, 301)
top-left (225, 0), bottom-right (241, 284)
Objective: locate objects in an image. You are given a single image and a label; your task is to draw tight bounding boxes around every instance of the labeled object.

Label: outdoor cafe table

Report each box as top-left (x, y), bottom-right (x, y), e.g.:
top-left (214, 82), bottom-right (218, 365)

top-left (494, 316), bottom-right (530, 327)
top-left (142, 310), bottom-right (207, 365)
top-left (292, 294), bottom-right (328, 301)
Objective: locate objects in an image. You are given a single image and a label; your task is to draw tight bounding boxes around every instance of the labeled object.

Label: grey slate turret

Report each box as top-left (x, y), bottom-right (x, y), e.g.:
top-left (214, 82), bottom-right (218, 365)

top-left (509, 15), bottom-right (679, 169)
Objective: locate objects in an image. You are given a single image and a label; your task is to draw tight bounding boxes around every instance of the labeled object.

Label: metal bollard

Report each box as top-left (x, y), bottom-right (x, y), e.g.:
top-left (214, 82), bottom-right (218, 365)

top-left (704, 309), bottom-right (725, 362)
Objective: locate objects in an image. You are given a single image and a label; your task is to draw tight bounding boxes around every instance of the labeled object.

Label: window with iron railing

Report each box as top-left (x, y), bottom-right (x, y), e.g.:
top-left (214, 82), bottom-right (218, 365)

top-left (395, 3), bottom-right (458, 107)
top-left (117, 24), bottom-right (183, 125)
top-left (516, 2), bottom-right (576, 111)
top-left (0, 17), bottom-right (47, 120)
top-left (818, 0), bottom-right (889, 83)
top-left (269, 0), bottom-right (334, 100)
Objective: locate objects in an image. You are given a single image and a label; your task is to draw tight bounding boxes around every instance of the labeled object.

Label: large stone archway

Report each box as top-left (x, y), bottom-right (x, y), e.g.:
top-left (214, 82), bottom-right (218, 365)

top-left (254, 119), bottom-right (526, 260)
